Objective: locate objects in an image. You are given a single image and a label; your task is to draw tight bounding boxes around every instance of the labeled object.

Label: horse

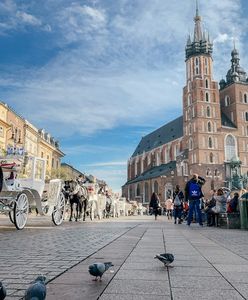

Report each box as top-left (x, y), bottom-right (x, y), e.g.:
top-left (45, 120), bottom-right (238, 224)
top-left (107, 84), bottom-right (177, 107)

top-left (66, 180), bottom-right (88, 221)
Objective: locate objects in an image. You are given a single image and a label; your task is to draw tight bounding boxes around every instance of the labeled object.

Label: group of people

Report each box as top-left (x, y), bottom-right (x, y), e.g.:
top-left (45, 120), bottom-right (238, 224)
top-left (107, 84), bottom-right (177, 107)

top-left (149, 173), bottom-right (240, 226)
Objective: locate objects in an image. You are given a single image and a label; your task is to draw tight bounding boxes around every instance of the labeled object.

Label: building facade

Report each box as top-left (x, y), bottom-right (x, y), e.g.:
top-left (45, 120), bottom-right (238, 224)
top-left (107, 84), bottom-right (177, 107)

top-left (122, 7), bottom-right (248, 205)
top-left (0, 102), bottom-right (64, 178)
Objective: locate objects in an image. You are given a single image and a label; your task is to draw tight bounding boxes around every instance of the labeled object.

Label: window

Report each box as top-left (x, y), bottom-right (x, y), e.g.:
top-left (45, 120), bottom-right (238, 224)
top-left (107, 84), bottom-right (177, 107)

top-left (207, 106), bottom-right (211, 117)
top-left (41, 152), bottom-right (44, 158)
top-left (205, 92), bottom-right (209, 102)
top-left (145, 182), bottom-right (149, 203)
top-left (189, 138), bottom-right (193, 150)
top-left (208, 137), bottom-right (213, 148)
top-left (189, 124), bottom-right (192, 135)
top-left (205, 58), bottom-right (208, 74)
top-left (225, 134), bottom-right (237, 161)
top-left (192, 106), bottom-right (195, 118)
top-left (154, 181), bottom-right (158, 194)
top-left (205, 79), bottom-right (209, 89)
top-left (225, 95), bottom-right (230, 106)
top-left (214, 169), bottom-right (218, 176)
top-left (136, 184), bottom-right (141, 196)
top-left (187, 94), bottom-right (191, 106)
top-left (247, 126), bottom-right (248, 136)
top-left (246, 112), bottom-right (248, 122)
top-left (195, 57), bottom-right (199, 75)
top-left (207, 122), bottom-right (212, 132)
top-left (206, 168), bottom-right (211, 176)
top-left (244, 93), bottom-right (248, 104)
top-left (210, 153), bottom-right (214, 163)
top-left (0, 126), bottom-right (3, 137)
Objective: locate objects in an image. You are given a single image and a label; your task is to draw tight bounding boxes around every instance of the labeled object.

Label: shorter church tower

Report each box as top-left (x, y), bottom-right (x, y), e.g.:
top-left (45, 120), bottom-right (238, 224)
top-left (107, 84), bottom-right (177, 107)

top-left (219, 46), bottom-right (248, 185)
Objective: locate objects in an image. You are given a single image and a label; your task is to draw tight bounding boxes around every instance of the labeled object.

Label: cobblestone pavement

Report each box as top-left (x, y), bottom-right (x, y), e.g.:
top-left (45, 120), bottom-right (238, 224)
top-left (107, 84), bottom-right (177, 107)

top-left (0, 215), bottom-right (139, 299)
top-left (1, 215), bottom-right (248, 300)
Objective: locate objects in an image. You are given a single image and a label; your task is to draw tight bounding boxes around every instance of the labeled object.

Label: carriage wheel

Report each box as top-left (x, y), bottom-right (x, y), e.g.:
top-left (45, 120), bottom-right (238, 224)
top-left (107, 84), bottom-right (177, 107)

top-left (9, 211), bottom-right (14, 224)
top-left (52, 192), bottom-right (65, 226)
top-left (13, 193), bottom-right (29, 230)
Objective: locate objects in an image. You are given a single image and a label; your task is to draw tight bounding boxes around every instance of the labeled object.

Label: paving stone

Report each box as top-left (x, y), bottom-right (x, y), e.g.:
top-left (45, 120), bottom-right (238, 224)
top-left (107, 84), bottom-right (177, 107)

top-left (99, 294), bottom-right (171, 300)
top-left (114, 269), bottom-right (169, 281)
top-left (170, 275), bottom-right (233, 289)
top-left (104, 279), bottom-right (171, 295)
top-left (172, 288), bottom-right (244, 300)
top-left (169, 266), bottom-right (220, 277)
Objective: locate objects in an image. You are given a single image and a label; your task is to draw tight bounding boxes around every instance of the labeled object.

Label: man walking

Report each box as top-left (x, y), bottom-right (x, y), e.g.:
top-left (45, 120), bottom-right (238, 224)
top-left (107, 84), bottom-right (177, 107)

top-left (185, 174), bottom-right (205, 226)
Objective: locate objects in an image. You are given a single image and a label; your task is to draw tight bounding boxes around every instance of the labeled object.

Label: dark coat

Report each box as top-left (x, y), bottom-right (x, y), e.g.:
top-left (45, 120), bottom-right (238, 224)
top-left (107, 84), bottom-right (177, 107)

top-left (149, 193), bottom-right (160, 209)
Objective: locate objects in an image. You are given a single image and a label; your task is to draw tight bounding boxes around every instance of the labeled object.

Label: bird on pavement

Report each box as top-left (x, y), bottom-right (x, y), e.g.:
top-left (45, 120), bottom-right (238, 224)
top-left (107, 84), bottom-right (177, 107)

top-left (0, 281), bottom-right (7, 300)
top-left (88, 262), bottom-right (114, 281)
top-left (154, 253), bottom-right (174, 267)
top-left (25, 275), bottom-right (46, 300)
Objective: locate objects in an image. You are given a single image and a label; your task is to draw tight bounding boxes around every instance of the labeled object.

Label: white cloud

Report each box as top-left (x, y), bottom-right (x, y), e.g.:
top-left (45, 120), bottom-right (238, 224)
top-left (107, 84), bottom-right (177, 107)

top-left (2, 0), bottom-right (247, 136)
top-left (57, 4), bottom-right (107, 44)
top-left (16, 11), bottom-right (42, 26)
top-left (214, 33), bottom-right (230, 44)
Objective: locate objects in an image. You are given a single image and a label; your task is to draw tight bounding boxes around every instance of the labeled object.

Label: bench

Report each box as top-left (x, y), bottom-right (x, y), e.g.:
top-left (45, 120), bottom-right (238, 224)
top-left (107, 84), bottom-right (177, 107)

top-left (215, 212), bottom-right (241, 229)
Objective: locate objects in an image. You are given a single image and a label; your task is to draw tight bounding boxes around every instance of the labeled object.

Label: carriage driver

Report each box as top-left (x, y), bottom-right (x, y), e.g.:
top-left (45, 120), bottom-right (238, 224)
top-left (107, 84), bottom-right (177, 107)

top-left (77, 174), bottom-right (86, 185)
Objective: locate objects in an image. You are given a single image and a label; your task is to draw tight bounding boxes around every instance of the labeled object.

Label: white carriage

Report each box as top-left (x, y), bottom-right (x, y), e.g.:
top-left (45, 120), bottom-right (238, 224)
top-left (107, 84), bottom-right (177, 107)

top-left (0, 155), bottom-right (65, 230)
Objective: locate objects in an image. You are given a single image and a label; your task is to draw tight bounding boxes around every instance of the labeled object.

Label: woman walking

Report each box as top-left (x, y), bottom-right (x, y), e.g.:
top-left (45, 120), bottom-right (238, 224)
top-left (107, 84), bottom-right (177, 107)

top-left (149, 192), bottom-right (160, 220)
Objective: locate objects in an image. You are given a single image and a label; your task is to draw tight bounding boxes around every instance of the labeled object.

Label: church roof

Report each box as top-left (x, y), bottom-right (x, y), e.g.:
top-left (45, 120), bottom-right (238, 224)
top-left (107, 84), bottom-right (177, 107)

top-left (125, 161), bottom-right (177, 185)
top-left (221, 112), bottom-right (237, 128)
top-left (131, 116), bottom-right (183, 158)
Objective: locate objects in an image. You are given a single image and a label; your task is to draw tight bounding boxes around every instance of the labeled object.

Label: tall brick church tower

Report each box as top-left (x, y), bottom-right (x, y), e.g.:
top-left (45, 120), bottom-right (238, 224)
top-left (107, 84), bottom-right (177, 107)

top-left (183, 4), bottom-right (225, 191)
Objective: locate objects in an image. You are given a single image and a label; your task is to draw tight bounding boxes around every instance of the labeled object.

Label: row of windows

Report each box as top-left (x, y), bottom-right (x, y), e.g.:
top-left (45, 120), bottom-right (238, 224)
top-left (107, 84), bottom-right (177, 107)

top-left (224, 93), bottom-right (248, 106)
top-left (186, 121), bottom-right (217, 136)
top-left (189, 136), bottom-right (215, 150)
top-left (186, 106), bottom-right (215, 122)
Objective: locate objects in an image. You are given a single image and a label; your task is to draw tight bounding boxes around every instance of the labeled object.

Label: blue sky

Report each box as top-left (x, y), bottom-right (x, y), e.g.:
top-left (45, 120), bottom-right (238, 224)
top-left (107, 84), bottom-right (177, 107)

top-left (0, 0), bottom-right (248, 192)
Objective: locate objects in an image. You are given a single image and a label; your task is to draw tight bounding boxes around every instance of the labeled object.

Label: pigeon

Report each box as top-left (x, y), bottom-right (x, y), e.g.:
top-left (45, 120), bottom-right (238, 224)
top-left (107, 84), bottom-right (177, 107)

top-left (0, 281), bottom-right (6, 300)
top-left (88, 262), bottom-right (114, 281)
top-left (25, 275), bottom-right (46, 300)
top-left (154, 253), bottom-right (174, 267)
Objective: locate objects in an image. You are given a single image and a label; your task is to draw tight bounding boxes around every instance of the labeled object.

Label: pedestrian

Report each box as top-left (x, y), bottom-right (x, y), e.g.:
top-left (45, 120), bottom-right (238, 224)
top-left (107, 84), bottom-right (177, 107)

top-left (227, 192), bottom-right (239, 213)
top-left (207, 188), bottom-right (227, 226)
top-left (173, 185), bottom-right (184, 224)
top-left (205, 190), bottom-right (216, 226)
top-left (165, 197), bottom-right (173, 220)
top-left (149, 192), bottom-right (160, 220)
top-left (185, 174), bottom-right (205, 226)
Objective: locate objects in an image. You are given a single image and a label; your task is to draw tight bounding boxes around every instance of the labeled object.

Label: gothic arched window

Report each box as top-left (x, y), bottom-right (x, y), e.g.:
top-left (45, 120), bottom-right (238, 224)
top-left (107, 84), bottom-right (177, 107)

top-left (208, 137), bottom-right (213, 148)
top-left (244, 93), bottom-right (248, 104)
top-left (207, 106), bottom-right (211, 117)
top-left (225, 95), bottom-right (230, 106)
top-left (205, 79), bottom-right (209, 89)
top-left (210, 153), bottom-right (214, 163)
top-left (207, 122), bottom-right (212, 132)
top-left (225, 134), bottom-right (237, 161)
top-left (205, 92), bottom-right (210, 102)
top-left (136, 184), bottom-right (141, 196)
top-left (189, 123), bottom-right (192, 135)
top-left (145, 182), bottom-right (149, 202)
top-left (189, 138), bottom-right (193, 150)
top-left (246, 112), bottom-right (248, 122)
top-left (188, 94), bottom-right (191, 106)
top-left (154, 181), bottom-right (159, 194)
top-left (195, 57), bottom-right (199, 75)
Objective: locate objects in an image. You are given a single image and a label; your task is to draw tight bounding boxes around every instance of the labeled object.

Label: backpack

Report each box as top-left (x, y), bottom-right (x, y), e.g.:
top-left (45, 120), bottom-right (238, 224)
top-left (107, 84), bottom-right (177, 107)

top-left (174, 194), bottom-right (181, 206)
top-left (188, 181), bottom-right (201, 199)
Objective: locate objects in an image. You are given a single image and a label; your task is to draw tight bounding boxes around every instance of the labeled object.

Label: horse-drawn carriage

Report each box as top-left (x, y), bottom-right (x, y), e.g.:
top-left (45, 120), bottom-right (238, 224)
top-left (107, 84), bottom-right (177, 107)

top-left (0, 155), bottom-right (65, 230)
